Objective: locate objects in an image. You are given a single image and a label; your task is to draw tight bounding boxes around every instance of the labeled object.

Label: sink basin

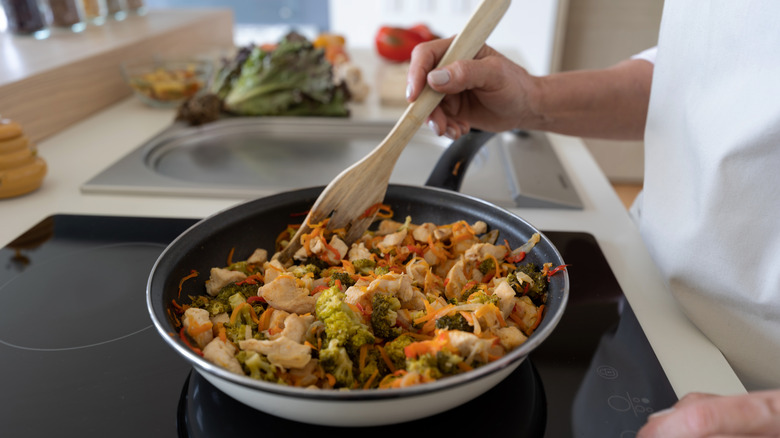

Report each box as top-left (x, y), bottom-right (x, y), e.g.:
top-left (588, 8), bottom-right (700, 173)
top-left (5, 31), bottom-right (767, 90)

top-left (81, 117), bottom-right (581, 209)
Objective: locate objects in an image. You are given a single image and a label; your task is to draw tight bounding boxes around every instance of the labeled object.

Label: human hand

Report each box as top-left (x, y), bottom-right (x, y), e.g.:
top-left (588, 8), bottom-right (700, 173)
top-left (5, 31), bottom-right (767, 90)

top-left (406, 36), bottom-right (543, 140)
top-left (637, 390), bottom-right (780, 437)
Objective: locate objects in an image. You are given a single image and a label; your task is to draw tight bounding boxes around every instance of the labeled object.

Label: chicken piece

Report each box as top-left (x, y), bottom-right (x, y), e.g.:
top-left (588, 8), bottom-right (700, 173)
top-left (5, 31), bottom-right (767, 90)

top-left (333, 61), bottom-right (370, 102)
top-left (239, 337), bottom-right (312, 369)
top-left (210, 312), bottom-right (230, 327)
top-left (405, 258), bottom-right (429, 286)
top-left (412, 222), bottom-right (436, 243)
top-left (515, 296), bottom-right (540, 332)
top-left (496, 326), bottom-right (528, 350)
top-left (402, 289), bottom-right (427, 311)
top-left (344, 282), bottom-right (371, 308)
top-left (182, 307), bottom-right (214, 349)
top-left (309, 235), bottom-right (349, 264)
top-left (377, 229), bottom-right (407, 252)
top-left (433, 227), bottom-right (452, 241)
top-left (262, 259), bottom-right (286, 283)
top-left (247, 248), bottom-right (268, 264)
top-left (266, 309), bottom-right (291, 338)
top-left (203, 338), bottom-right (244, 375)
top-left (492, 280), bottom-right (518, 318)
top-left (444, 259), bottom-right (469, 300)
top-left (281, 313), bottom-right (315, 344)
top-left (376, 219), bottom-right (404, 235)
top-left (259, 275), bottom-right (316, 314)
top-left (471, 221), bottom-right (488, 235)
top-left (367, 273), bottom-right (413, 302)
top-left (204, 267), bottom-right (247, 296)
top-left (347, 242), bottom-right (372, 262)
top-left (464, 243), bottom-right (508, 264)
top-left (447, 330), bottom-right (494, 364)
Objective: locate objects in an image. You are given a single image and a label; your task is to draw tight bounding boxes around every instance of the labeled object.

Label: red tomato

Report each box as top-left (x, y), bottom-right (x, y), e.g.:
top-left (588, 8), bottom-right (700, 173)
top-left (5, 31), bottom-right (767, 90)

top-left (408, 23), bottom-right (437, 42)
top-left (375, 26), bottom-right (426, 62)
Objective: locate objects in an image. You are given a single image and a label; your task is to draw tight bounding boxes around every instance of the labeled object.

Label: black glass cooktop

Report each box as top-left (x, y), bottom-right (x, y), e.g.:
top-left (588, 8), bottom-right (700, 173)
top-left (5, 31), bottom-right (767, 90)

top-left (0, 214), bottom-right (677, 437)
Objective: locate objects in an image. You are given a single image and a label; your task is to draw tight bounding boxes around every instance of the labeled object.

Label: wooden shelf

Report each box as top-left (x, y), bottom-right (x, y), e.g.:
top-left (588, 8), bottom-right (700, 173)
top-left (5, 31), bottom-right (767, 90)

top-left (0, 9), bottom-right (234, 144)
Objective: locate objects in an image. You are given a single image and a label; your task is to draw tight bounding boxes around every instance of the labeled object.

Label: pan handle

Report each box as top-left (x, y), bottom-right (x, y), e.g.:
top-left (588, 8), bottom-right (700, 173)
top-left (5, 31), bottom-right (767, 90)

top-left (425, 129), bottom-right (496, 192)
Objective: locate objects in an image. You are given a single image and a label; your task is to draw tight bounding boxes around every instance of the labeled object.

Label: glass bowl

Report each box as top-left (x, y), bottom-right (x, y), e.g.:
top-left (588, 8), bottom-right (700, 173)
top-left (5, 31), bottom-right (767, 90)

top-left (120, 57), bottom-right (214, 108)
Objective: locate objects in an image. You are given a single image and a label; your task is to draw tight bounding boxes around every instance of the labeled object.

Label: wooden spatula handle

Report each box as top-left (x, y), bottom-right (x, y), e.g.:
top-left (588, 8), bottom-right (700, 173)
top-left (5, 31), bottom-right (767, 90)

top-left (381, 0), bottom-right (512, 159)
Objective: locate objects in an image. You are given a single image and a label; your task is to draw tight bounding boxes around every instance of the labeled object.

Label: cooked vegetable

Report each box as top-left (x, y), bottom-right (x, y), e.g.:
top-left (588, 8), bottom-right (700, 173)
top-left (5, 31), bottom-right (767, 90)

top-left (170, 208), bottom-right (563, 390)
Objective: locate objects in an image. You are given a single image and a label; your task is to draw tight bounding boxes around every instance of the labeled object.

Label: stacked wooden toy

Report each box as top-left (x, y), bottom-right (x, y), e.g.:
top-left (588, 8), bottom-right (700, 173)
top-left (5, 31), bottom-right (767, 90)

top-left (0, 119), bottom-right (47, 198)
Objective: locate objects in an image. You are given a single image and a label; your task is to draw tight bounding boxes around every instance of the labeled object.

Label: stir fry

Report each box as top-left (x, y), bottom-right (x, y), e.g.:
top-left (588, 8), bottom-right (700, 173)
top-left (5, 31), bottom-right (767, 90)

top-left (171, 206), bottom-right (564, 390)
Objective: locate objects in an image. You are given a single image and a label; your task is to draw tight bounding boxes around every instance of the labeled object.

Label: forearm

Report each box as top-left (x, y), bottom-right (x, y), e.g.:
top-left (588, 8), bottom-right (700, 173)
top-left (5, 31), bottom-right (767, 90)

top-left (527, 59), bottom-right (654, 140)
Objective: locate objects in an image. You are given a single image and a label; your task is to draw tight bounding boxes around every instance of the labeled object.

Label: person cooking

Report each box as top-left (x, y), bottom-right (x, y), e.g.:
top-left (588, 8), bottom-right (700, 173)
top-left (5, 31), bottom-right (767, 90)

top-left (406, 1), bottom-right (780, 436)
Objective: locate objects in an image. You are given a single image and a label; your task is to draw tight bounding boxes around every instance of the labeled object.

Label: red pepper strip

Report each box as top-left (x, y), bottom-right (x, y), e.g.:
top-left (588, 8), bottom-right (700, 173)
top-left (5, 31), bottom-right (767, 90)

top-left (360, 203), bottom-right (382, 219)
top-left (505, 252), bottom-right (526, 263)
top-left (406, 245), bottom-right (425, 257)
top-left (246, 295), bottom-right (265, 304)
top-left (290, 210), bottom-right (310, 217)
top-left (237, 274), bottom-right (262, 286)
top-left (546, 264), bottom-right (570, 278)
top-left (179, 328), bottom-right (203, 356)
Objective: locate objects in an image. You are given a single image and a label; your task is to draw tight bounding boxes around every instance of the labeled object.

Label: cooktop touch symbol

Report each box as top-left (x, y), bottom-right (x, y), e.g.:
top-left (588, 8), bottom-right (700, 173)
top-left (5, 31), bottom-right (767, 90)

top-left (597, 365), bottom-right (620, 380)
top-left (0, 242), bottom-right (165, 351)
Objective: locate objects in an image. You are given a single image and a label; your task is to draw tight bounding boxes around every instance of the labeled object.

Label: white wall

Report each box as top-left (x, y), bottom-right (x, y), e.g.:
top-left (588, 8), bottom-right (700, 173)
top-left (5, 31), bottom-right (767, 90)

top-left (329, 0), bottom-right (565, 75)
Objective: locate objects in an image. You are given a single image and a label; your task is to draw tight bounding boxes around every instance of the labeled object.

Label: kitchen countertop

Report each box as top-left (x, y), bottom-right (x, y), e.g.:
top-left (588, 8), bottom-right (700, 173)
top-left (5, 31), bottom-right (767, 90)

top-left (0, 61), bottom-right (747, 401)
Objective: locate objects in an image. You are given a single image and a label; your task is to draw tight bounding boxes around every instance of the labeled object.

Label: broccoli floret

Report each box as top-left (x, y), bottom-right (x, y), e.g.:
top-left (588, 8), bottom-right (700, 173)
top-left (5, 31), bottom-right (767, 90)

top-left (315, 286), bottom-right (375, 357)
top-left (374, 266), bottom-right (390, 276)
top-left (352, 258), bottom-right (376, 275)
top-left (434, 312), bottom-right (473, 332)
top-left (510, 263), bottom-right (548, 304)
top-left (227, 260), bottom-right (263, 276)
top-left (478, 257), bottom-right (496, 275)
top-left (236, 350), bottom-right (283, 383)
top-left (224, 322), bottom-right (255, 343)
top-left (228, 292), bottom-right (246, 310)
top-left (216, 281), bottom-right (258, 302)
top-left (371, 293), bottom-right (402, 339)
top-left (466, 290), bottom-right (499, 305)
top-left (356, 348), bottom-right (385, 388)
top-left (289, 263), bottom-right (321, 278)
top-left (383, 333), bottom-right (416, 371)
top-left (406, 350), bottom-right (465, 381)
top-left (328, 271), bottom-right (356, 288)
top-left (318, 339), bottom-right (355, 388)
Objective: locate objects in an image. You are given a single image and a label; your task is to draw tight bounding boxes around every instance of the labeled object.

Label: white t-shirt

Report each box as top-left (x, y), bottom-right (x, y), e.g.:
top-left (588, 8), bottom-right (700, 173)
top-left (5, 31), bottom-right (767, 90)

top-left (636, 1), bottom-right (780, 391)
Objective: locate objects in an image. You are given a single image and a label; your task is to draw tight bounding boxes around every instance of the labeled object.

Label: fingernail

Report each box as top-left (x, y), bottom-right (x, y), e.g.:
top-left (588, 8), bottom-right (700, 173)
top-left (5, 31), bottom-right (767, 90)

top-left (405, 82), bottom-right (413, 100)
top-left (648, 407), bottom-right (674, 419)
top-left (444, 126), bottom-right (457, 139)
top-left (428, 69), bottom-right (451, 86)
top-left (428, 120), bottom-right (440, 135)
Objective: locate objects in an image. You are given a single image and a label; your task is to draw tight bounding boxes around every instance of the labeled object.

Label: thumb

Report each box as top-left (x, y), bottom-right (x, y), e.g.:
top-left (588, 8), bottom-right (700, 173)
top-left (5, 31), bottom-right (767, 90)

top-left (426, 57), bottom-right (498, 95)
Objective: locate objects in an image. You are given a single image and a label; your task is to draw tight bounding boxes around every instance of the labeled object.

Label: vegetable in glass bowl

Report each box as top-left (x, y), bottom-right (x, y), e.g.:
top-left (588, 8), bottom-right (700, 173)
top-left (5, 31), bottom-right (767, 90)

top-left (121, 57), bottom-right (214, 108)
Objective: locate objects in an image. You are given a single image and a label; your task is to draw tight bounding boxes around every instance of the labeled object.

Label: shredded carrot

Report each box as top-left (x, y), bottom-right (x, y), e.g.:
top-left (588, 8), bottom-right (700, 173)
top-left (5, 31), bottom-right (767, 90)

top-left (341, 259), bottom-right (356, 275)
top-left (530, 304), bottom-right (545, 331)
top-left (217, 324), bottom-right (227, 342)
top-left (376, 345), bottom-right (396, 372)
top-left (359, 344), bottom-right (369, 373)
top-left (179, 328), bottom-right (203, 356)
top-left (230, 302), bottom-right (260, 325)
top-left (257, 307), bottom-right (275, 331)
top-left (487, 253), bottom-right (502, 278)
top-left (325, 373), bottom-right (337, 387)
top-left (186, 316), bottom-right (213, 337)
top-left (304, 340), bottom-right (318, 351)
top-left (320, 238), bottom-right (342, 262)
top-left (363, 369), bottom-right (379, 389)
top-left (177, 270), bottom-right (198, 299)
top-left (226, 247), bottom-right (235, 266)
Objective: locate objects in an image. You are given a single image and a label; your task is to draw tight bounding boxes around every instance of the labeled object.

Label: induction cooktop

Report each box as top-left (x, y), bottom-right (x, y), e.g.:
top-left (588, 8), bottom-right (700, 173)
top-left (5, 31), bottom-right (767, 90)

top-left (0, 214), bottom-right (676, 437)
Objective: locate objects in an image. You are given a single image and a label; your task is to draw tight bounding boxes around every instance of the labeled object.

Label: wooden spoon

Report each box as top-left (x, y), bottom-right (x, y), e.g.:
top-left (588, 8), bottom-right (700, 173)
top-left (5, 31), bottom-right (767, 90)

top-left (276, 0), bottom-right (511, 263)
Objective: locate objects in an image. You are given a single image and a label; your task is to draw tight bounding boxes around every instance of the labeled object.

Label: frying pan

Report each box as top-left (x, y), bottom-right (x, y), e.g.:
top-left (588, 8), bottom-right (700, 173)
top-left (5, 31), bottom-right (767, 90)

top-left (147, 130), bottom-right (569, 426)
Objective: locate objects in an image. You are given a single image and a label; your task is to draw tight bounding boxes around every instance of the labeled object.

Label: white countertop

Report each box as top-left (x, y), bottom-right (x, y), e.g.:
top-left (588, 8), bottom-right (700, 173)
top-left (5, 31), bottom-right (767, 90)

top-left (0, 89), bottom-right (747, 400)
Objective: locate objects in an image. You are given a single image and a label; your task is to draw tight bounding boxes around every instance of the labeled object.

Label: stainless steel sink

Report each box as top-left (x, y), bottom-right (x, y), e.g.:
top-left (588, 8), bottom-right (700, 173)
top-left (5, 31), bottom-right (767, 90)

top-left (81, 117), bottom-right (581, 209)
